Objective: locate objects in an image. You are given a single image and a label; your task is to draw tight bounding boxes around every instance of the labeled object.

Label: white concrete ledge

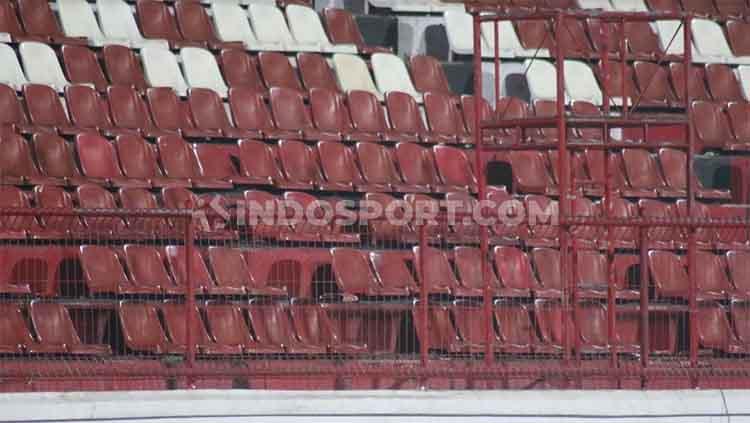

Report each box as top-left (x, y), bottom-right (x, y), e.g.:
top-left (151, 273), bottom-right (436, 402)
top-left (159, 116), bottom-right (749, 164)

top-left (0, 389), bottom-right (748, 423)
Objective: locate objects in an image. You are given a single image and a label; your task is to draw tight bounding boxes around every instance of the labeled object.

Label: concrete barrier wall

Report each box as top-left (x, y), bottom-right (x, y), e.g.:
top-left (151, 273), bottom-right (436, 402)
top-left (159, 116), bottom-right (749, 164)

top-left (2, 389), bottom-right (749, 423)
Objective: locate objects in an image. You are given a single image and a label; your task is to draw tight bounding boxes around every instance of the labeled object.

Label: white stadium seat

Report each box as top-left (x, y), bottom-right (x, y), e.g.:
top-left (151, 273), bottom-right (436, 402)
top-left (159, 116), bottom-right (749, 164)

top-left (443, 10), bottom-right (492, 59)
top-left (97, 0), bottom-right (168, 49)
top-left (141, 46), bottom-right (188, 96)
top-left (564, 60), bottom-right (602, 105)
top-left (332, 53), bottom-right (382, 100)
top-left (0, 43), bottom-right (28, 91)
top-left (371, 52), bottom-right (422, 102)
top-left (481, 20), bottom-right (549, 58)
top-left (180, 47), bottom-right (229, 98)
top-left (692, 19), bottom-right (750, 65)
top-left (58, 0), bottom-right (126, 47)
top-left (285, 5), bottom-right (357, 54)
top-left (738, 65), bottom-right (750, 100)
top-left (576, 0), bottom-right (613, 10)
top-left (211, 2), bottom-right (279, 51)
top-left (612, 0), bottom-right (648, 12)
top-left (248, 3), bottom-right (316, 52)
top-left (19, 42), bottom-right (70, 92)
top-left (524, 59), bottom-right (560, 102)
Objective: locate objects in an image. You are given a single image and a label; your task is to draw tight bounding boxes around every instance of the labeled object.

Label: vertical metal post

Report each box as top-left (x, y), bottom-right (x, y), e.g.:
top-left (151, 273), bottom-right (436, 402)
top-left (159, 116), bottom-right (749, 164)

top-left (554, 11), bottom-right (571, 365)
top-left (185, 214), bottom-right (196, 388)
top-left (684, 15), bottom-right (698, 386)
top-left (604, 15), bottom-right (618, 383)
top-left (639, 226), bottom-right (650, 387)
top-left (494, 19), bottom-right (500, 110)
top-left (419, 224), bottom-right (429, 367)
top-left (620, 18), bottom-right (628, 116)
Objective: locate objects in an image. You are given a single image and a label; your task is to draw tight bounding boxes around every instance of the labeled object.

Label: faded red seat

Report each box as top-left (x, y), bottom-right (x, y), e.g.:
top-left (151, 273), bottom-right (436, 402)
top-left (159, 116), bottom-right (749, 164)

top-left (508, 151), bottom-right (556, 195)
top-left (146, 87), bottom-right (202, 137)
top-left (204, 303), bottom-right (280, 355)
top-left (725, 101), bottom-right (750, 151)
top-left (412, 304), bottom-right (475, 353)
top-left (247, 302), bottom-right (326, 354)
top-left (161, 302), bottom-right (241, 355)
top-left (492, 246), bottom-right (539, 298)
top-left (622, 149), bottom-right (681, 198)
top-left (116, 134), bottom-right (187, 188)
top-left (705, 63), bottom-right (744, 103)
top-left (697, 302), bottom-right (747, 354)
top-left (75, 133), bottom-right (150, 188)
top-left (218, 49), bottom-right (265, 92)
top-left (23, 84), bottom-right (76, 135)
top-left (413, 246), bottom-right (472, 296)
top-left (384, 91), bottom-right (431, 143)
top-left (0, 304), bottom-right (36, 353)
top-left (632, 61), bottom-right (675, 107)
top-left (289, 303), bottom-right (368, 355)
top-left (193, 143), bottom-right (256, 186)
top-left (453, 246), bottom-right (507, 297)
top-left (75, 184), bottom-right (128, 234)
top-left (228, 86), bottom-right (298, 139)
top-left (32, 133), bottom-right (86, 185)
top-left (322, 8), bottom-right (390, 54)
top-left (298, 53), bottom-right (340, 93)
top-left (80, 245), bottom-right (160, 295)
top-left (692, 100), bottom-right (731, 151)
top-left (258, 51), bottom-right (304, 94)
top-left (309, 88), bottom-right (355, 141)
top-left (33, 185), bottom-right (84, 236)
top-left (364, 193), bottom-right (415, 242)
top-left (29, 301), bottom-right (111, 355)
top-left (157, 135), bottom-right (233, 188)
top-left (242, 190), bottom-right (283, 240)
top-left (269, 86), bottom-right (340, 141)
top-left (123, 244), bottom-right (181, 295)
top-left (493, 302), bottom-right (542, 353)
top-left (0, 83), bottom-right (32, 135)
top-left (658, 148), bottom-right (730, 199)
top-left (282, 191), bottom-right (358, 243)
top-left (317, 141), bottom-right (366, 191)
top-left (356, 142), bottom-right (412, 192)
top-left (433, 145), bottom-right (477, 193)
top-left (118, 302), bottom-right (174, 354)
top-left (726, 20), bottom-right (750, 55)
top-left (534, 299), bottom-right (575, 354)
top-left (17, 0), bottom-right (84, 44)
top-left (726, 250), bottom-right (750, 300)
top-left (61, 45), bottom-right (108, 92)
top-left (347, 90), bottom-right (397, 142)
top-left (0, 186), bottom-right (40, 238)
top-left (0, 134), bottom-right (58, 185)
top-left (102, 45), bottom-right (148, 91)
top-left (236, 139), bottom-right (286, 187)
top-left (410, 55), bottom-right (452, 95)
top-left (188, 87), bottom-right (254, 139)
top-left (165, 245), bottom-right (244, 295)
top-left (669, 63), bottom-right (712, 105)
top-left (161, 186), bottom-right (236, 240)
top-left (107, 85), bottom-right (165, 138)
top-left (332, 248), bottom-right (409, 298)
top-left (423, 92), bottom-right (471, 144)
top-left (136, 0), bottom-right (199, 49)
top-left (277, 139), bottom-right (325, 189)
top-left (64, 85), bottom-right (122, 136)
top-left (118, 187), bottom-right (172, 235)
top-left (207, 246), bottom-right (287, 296)
top-left (175, 0), bottom-right (238, 50)
top-left (370, 250), bottom-right (420, 294)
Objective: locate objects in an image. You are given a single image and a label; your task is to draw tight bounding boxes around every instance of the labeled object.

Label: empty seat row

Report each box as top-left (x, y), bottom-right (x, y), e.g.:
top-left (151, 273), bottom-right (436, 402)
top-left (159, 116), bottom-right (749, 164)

top-left (0, 83), bottom-right (477, 145)
top-left (445, 10), bottom-right (750, 64)
top-left (1, 0), bottom-right (362, 54)
top-left (0, 132), bottom-right (478, 193)
top-left (524, 59), bottom-right (750, 108)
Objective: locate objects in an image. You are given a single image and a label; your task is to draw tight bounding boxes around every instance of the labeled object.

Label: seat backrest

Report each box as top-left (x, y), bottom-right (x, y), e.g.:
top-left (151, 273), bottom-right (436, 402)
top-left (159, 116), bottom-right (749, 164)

top-left (180, 47), bottom-right (228, 98)
top-left (371, 52), bottom-right (420, 100)
top-left (205, 303), bottom-right (253, 346)
top-left (118, 302), bottom-right (169, 352)
top-left (726, 250), bottom-right (750, 293)
top-left (174, 0), bottom-right (218, 44)
top-left (76, 133), bottom-right (124, 179)
top-left (576, 302), bottom-right (608, 347)
top-left (347, 89), bottom-right (389, 133)
top-left (531, 247), bottom-right (563, 291)
top-left (370, 250), bottom-right (417, 291)
top-left (207, 246), bottom-right (252, 289)
top-left (58, 0), bottom-right (105, 44)
top-left (494, 303), bottom-right (538, 347)
top-left (23, 83), bottom-right (70, 127)
top-left (412, 246), bottom-right (460, 292)
top-left (194, 143), bottom-right (241, 180)
top-left (164, 245), bottom-right (214, 290)
top-left (726, 20), bottom-right (750, 56)
top-left (107, 85), bottom-right (154, 131)
top-left (558, 16), bottom-right (594, 56)
top-left (424, 92), bottom-right (467, 137)
top-left (102, 45), bottom-right (148, 91)
top-left (493, 246), bottom-right (539, 290)
top-left (453, 246), bottom-right (499, 290)
top-left (33, 133), bottom-right (81, 179)
top-left (332, 248), bottom-right (378, 295)
top-left (695, 251), bottom-right (732, 293)
top-left (394, 142), bottom-right (440, 187)
top-left (0, 43), bottom-right (28, 91)
top-left (228, 86), bottom-right (275, 132)
top-left (65, 85), bottom-right (113, 130)
top-left (730, 303), bottom-right (750, 344)
top-left (0, 304), bottom-right (34, 351)
top-left (298, 53), bottom-right (339, 92)
top-left (669, 63), bottom-right (711, 103)
top-left (29, 301), bottom-right (83, 347)
top-left (17, 0), bottom-right (63, 38)
top-left (277, 139), bottom-right (323, 185)
top-left (237, 138), bottom-right (284, 182)
top-left (706, 63), bottom-right (744, 102)
top-left (161, 302), bottom-right (212, 346)
top-left (356, 142), bottom-right (402, 186)
top-left (285, 4), bottom-right (333, 48)
top-left (79, 245), bottom-right (129, 294)
top-left (188, 87), bottom-right (232, 132)
top-left (633, 61), bottom-right (674, 106)
top-left (211, 2), bottom-right (257, 45)
top-left (219, 49), bottom-right (265, 91)
top-left (534, 299), bottom-right (575, 349)
top-left (124, 244), bottom-right (173, 288)
top-left (622, 149), bottom-right (665, 190)
top-left (0, 0), bottom-right (26, 40)
top-left (648, 250), bottom-right (688, 297)
top-left (19, 42), bottom-right (69, 91)
top-left (0, 84), bottom-right (28, 131)
top-left (697, 302), bottom-right (735, 350)
top-left (97, 0), bottom-right (150, 46)
top-left (692, 100), bottom-right (732, 150)
top-left (0, 134), bottom-right (41, 179)
top-left (116, 134), bottom-right (163, 180)
top-left (269, 86), bottom-right (314, 132)
top-left (317, 141), bottom-right (363, 186)
top-left (692, 19), bottom-right (732, 58)
top-left (333, 53), bottom-right (380, 98)
top-left (146, 87), bottom-right (193, 133)
top-left (385, 91), bottom-right (427, 136)
top-left (727, 101), bottom-right (750, 141)
top-left (433, 145), bottom-right (476, 189)
top-left (410, 55), bottom-right (451, 95)
top-left (136, 0), bottom-right (182, 43)
top-left (141, 46), bottom-right (188, 96)
top-left (157, 135), bottom-right (201, 179)
top-left (309, 88), bottom-right (353, 133)
top-left (247, 3), bottom-right (295, 46)
top-left (524, 59), bottom-right (558, 102)
top-left (322, 8), bottom-right (365, 46)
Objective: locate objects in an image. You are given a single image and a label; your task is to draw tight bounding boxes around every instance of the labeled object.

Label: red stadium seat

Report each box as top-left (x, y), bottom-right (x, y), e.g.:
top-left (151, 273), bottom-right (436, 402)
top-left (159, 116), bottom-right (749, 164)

top-left (647, 250), bottom-right (691, 299)
top-left (726, 101), bottom-right (750, 150)
top-left (258, 51), bottom-right (304, 94)
top-left (692, 100), bottom-right (732, 151)
top-left (534, 299), bottom-right (575, 354)
top-left (508, 151), bottom-right (556, 195)
top-left (119, 187), bottom-right (172, 234)
top-left (0, 134), bottom-right (57, 185)
top-left (726, 251), bottom-right (750, 300)
top-left (558, 16), bottom-right (594, 57)
top-left (658, 148), bottom-right (730, 199)
top-left (730, 303), bottom-right (750, 346)
top-left (107, 85), bottom-right (163, 137)
top-left (0, 186), bottom-right (41, 238)
top-left (413, 246), bottom-right (470, 296)
top-left (322, 8), bottom-right (389, 54)
top-left (347, 90), bottom-right (396, 142)
top-left (228, 87), bottom-right (298, 139)
top-left (577, 250), bottom-right (639, 300)
top-left (61, 45), bottom-right (108, 92)
top-left (236, 139), bottom-right (286, 187)
top-left (369, 250), bottom-right (420, 294)
top-left (705, 63), bottom-right (744, 103)
top-left (102, 45), bottom-right (148, 91)
top-left (116, 134), bottom-right (187, 188)
top-left (298, 53), bottom-right (340, 93)
top-left (451, 303), bottom-right (502, 353)
top-left (622, 149), bottom-right (681, 197)
top-left (76, 133), bottom-right (150, 188)
top-left (332, 248), bottom-right (410, 298)
top-left (395, 142), bottom-right (443, 192)
top-left (411, 305), bottom-right (466, 353)
top-left (384, 91), bottom-right (429, 143)
top-left (364, 193), bottom-right (414, 241)
top-left (410, 55), bottom-right (452, 95)
top-left (64, 85), bottom-right (121, 136)
top-left (123, 244), bottom-right (181, 295)
top-left (218, 49), bottom-right (266, 92)
top-left (710, 205), bottom-right (749, 250)
top-left (165, 245), bottom-right (244, 295)
top-left (0, 304), bottom-right (36, 353)
top-left (284, 191), bottom-right (358, 243)
top-left (188, 87), bottom-right (252, 138)
top-left (0, 0), bottom-right (35, 43)
top-left (515, 20), bottom-right (554, 52)
top-left (270, 86), bottom-right (339, 141)
top-left (277, 139), bottom-right (325, 189)
top-left (157, 135), bottom-right (232, 188)
top-left (80, 245), bottom-right (159, 295)
top-left (309, 88), bottom-right (355, 140)
top-left (317, 141), bottom-right (366, 191)
top-left (162, 186), bottom-right (236, 240)
top-left (146, 87), bottom-right (200, 137)
top-left (175, 1), bottom-right (237, 50)
top-left (646, 0), bottom-right (681, 12)
top-left (681, 0), bottom-right (717, 15)
top-left (23, 84), bottom-right (75, 134)
top-left (136, 0), bottom-right (196, 48)
top-left (453, 246), bottom-right (508, 297)
top-left (118, 302), bottom-right (174, 354)
top-left (0, 83), bottom-right (31, 135)
top-left (494, 246), bottom-right (545, 297)
top-left (356, 142), bottom-right (412, 192)
top-left (531, 248), bottom-right (566, 298)
top-left (193, 143), bottom-right (256, 185)
top-left (669, 63), bottom-right (711, 105)
top-left (632, 61), bottom-right (676, 107)
top-left (34, 185), bottom-right (84, 236)
top-left (17, 0), bottom-right (82, 44)
top-left (433, 145), bottom-right (477, 193)
top-left (32, 133), bottom-right (86, 185)
top-left (160, 302), bottom-right (240, 355)
top-left (289, 303), bottom-right (368, 355)
top-left (525, 195), bottom-right (558, 246)
top-left (423, 92), bottom-right (471, 144)
top-left (247, 302), bottom-right (326, 354)
top-left (242, 190), bottom-right (283, 240)
top-left (207, 246), bottom-right (287, 296)
top-left (625, 21), bottom-right (664, 60)
top-left (204, 303), bottom-right (279, 355)
top-left (29, 301), bottom-right (111, 355)
top-left (75, 184), bottom-right (128, 234)
top-left (461, 95), bottom-right (501, 143)
top-left (493, 303), bottom-right (541, 353)
top-left (726, 20), bottom-right (750, 55)
top-left (697, 302), bottom-right (746, 353)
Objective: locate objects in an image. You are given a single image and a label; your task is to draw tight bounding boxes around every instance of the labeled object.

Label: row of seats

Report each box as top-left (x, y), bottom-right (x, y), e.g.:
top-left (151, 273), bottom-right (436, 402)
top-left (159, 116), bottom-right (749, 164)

top-left (0, 133), bottom-right (478, 192)
top-left (522, 58), bottom-right (750, 108)
top-left (395, 0), bottom-right (750, 19)
top-left (445, 9), bottom-right (750, 63)
top-left (0, 40), bottom-right (416, 101)
top-left (0, 83), bottom-right (478, 145)
top-left (3, 297), bottom-right (747, 357)
top-left (0, 0), bottom-right (369, 54)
